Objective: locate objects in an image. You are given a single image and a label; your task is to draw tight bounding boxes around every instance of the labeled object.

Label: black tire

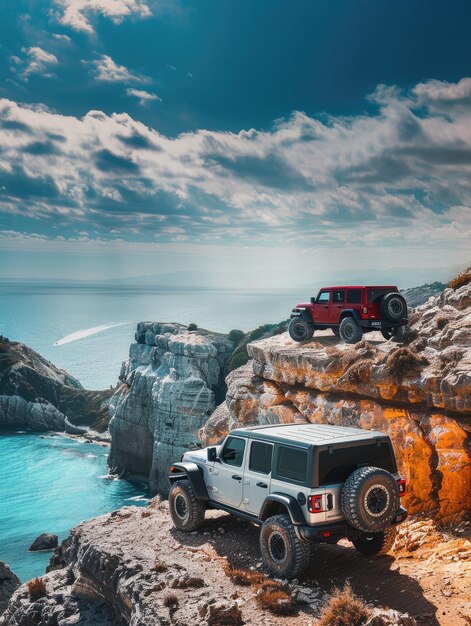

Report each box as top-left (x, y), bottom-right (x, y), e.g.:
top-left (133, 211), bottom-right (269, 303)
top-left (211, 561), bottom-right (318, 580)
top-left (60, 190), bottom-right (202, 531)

top-left (392, 325), bottom-right (407, 343)
top-left (260, 514), bottom-right (310, 579)
top-left (288, 318), bottom-right (314, 342)
top-left (352, 527), bottom-right (397, 556)
top-left (341, 466), bottom-right (399, 533)
top-left (380, 293), bottom-right (407, 322)
top-left (339, 317), bottom-right (363, 344)
top-left (169, 479), bottom-right (205, 532)
top-left (332, 327), bottom-right (341, 337)
top-left (381, 326), bottom-right (406, 342)
top-left (381, 328), bottom-right (395, 340)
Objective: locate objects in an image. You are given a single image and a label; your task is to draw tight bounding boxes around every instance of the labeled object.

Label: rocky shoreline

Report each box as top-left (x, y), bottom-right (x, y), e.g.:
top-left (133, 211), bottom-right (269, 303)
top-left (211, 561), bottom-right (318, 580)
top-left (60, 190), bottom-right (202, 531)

top-left (0, 337), bottom-right (112, 434)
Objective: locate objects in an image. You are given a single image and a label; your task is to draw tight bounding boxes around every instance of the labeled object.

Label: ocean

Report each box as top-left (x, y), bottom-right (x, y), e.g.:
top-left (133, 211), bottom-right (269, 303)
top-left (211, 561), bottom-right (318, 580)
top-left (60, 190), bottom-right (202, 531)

top-left (0, 283), bottom-right (301, 389)
top-left (0, 283), bottom-right (300, 582)
top-left (0, 430), bottom-right (148, 581)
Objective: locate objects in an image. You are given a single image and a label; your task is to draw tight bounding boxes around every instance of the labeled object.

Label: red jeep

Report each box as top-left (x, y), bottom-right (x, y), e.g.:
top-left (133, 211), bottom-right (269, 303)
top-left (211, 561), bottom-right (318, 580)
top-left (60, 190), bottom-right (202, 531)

top-left (289, 286), bottom-right (408, 344)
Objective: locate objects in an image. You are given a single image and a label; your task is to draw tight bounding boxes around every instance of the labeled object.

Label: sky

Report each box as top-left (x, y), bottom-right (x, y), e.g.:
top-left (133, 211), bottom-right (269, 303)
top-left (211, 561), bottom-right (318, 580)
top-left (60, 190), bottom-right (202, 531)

top-left (0, 0), bottom-right (470, 286)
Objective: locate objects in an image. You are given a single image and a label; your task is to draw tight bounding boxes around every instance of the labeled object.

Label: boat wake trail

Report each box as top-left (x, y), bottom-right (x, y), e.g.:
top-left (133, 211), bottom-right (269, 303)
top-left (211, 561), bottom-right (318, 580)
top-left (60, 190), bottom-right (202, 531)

top-left (54, 322), bottom-right (132, 346)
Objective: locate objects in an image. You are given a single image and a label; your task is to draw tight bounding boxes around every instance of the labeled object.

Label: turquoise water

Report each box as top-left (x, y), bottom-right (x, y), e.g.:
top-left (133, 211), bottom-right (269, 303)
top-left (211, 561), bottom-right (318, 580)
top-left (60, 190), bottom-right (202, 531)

top-left (0, 430), bottom-right (148, 582)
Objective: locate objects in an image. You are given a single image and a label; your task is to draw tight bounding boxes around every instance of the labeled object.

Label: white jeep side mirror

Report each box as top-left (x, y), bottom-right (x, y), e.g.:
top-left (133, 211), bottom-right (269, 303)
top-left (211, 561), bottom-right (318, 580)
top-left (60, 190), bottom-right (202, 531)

top-left (207, 447), bottom-right (218, 462)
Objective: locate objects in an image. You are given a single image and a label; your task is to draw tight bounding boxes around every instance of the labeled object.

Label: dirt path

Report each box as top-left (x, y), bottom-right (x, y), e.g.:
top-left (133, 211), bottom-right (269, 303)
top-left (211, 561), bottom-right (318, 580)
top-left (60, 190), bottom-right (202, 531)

top-left (177, 509), bottom-right (471, 625)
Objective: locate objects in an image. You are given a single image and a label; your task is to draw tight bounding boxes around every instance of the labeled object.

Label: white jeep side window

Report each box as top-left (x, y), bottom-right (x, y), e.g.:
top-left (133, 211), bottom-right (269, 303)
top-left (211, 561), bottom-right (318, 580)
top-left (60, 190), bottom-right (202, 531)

top-left (249, 441), bottom-right (273, 474)
top-left (221, 436), bottom-right (246, 467)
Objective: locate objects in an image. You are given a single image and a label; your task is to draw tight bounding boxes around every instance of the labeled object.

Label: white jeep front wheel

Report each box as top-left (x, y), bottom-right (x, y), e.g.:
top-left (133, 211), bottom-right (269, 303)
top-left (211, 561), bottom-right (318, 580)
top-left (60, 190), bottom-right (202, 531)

top-left (169, 479), bottom-right (206, 532)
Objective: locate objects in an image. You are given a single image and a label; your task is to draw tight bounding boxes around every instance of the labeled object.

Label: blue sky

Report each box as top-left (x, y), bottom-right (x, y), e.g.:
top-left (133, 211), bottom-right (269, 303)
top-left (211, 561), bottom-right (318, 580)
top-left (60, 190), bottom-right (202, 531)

top-left (0, 0), bottom-right (470, 285)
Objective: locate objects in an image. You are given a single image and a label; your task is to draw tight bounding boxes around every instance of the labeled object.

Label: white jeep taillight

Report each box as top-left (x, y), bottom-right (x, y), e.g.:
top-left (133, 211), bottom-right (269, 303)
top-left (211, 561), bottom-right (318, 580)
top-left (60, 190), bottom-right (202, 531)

top-left (307, 494), bottom-right (324, 513)
top-left (362, 307), bottom-right (368, 314)
top-left (397, 478), bottom-right (407, 497)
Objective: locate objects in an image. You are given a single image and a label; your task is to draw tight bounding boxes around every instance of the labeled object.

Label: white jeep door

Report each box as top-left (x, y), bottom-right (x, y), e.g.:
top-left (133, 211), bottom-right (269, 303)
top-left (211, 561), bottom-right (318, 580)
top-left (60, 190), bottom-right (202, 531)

top-left (242, 440), bottom-right (273, 516)
top-left (210, 435), bottom-right (246, 508)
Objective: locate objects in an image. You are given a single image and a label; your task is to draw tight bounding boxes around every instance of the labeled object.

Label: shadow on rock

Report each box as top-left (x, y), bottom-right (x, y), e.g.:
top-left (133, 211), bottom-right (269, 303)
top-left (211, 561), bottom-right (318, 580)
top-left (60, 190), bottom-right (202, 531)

top-left (172, 512), bottom-right (439, 625)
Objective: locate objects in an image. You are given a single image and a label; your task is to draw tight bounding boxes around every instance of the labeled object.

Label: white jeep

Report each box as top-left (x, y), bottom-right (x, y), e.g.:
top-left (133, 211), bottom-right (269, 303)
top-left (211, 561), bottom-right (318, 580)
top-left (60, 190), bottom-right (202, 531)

top-left (169, 424), bottom-right (407, 578)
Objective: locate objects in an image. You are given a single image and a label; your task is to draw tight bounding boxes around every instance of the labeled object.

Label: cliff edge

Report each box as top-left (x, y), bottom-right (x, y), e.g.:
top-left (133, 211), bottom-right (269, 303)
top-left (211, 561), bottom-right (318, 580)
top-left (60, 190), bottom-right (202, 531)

top-left (108, 323), bottom-right (234, 494)
top-left (202, 281), bottom-right (471, 522)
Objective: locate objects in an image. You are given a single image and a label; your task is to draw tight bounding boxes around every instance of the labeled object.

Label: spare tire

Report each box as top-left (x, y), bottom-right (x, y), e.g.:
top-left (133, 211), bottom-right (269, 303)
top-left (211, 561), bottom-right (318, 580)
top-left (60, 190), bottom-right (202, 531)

top-left (341, 466), bottom-right (399, 533)
top-left (380, 293), bottom-right (407, 322)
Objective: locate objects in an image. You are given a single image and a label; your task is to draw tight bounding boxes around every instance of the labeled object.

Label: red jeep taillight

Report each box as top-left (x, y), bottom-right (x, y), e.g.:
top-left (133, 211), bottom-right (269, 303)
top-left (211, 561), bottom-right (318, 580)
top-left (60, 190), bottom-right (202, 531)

top-left (397, 479), bottom-right (407, 497)
top-left (307, 494), bottom-right (324, 513)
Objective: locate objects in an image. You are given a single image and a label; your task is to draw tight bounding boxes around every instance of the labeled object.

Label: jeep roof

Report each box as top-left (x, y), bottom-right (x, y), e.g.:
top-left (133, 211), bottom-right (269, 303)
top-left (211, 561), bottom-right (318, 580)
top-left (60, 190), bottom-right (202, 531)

top-left (229, 423), bottom-right (388, 448)
top-left (317, 285), bottom-right (398, 290)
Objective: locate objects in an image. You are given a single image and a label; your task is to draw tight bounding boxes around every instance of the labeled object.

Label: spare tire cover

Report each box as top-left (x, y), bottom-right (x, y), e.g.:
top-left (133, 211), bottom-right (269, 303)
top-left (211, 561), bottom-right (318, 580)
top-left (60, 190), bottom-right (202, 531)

top-left (341, 466), bottom-right (399, 533)
top-left (380, 293), bottom-right (407, 322)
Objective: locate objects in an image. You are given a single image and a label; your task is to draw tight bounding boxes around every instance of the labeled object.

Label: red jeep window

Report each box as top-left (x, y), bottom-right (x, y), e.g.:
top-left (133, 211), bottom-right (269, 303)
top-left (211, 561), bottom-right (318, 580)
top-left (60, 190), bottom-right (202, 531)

top-left (332, 290), bottom-right (345, 303)
top-left (346, 289), bottom-right (362, 304)
top-left (317, 291), bottom-right (330, 303)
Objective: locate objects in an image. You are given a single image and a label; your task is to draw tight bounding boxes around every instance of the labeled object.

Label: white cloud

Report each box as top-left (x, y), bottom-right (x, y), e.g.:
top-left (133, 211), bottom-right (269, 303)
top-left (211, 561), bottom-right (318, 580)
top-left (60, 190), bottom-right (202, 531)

top-left (53, 0), bottom-right (152, 34)
top-left (126, 88), bottom-right (160, 105)
top-left (88, 54), bottom-right (150, 83)
top-left (0, 77), bottom-right (470, 260)
top-left (413, 77), bottom-right (471, 104)
top-left (12, 47), bottom-right (59, 81)
top-left (52, 33), bottom-right (72, 42)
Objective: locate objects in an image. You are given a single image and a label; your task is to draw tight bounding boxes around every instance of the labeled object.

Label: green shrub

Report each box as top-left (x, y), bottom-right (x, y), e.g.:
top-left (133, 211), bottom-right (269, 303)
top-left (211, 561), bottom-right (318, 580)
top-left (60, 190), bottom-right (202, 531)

top-left (249, 325), bottom-right (267, 340)
top-left (228, 329), bottom-right (245, 345)
top-left (225, 347), bottom-right (250, 374)
top-left (187, 323), bottom-right (198, 331)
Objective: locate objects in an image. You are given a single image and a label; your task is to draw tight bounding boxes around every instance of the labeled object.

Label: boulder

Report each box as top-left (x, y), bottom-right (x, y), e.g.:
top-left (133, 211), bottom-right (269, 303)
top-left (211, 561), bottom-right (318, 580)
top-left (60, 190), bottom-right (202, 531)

top-left (29, 533), bottom-right (59, 552)
top-left (0, 562), bottom-right (20, 615)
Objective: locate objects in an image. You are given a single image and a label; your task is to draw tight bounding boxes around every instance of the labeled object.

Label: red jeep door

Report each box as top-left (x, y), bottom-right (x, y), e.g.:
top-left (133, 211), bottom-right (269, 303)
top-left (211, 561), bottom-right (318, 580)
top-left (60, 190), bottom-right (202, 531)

top-left (329, 289), bottom-right (345, 324)
top-left (314, 290), bottom-right (330, 324)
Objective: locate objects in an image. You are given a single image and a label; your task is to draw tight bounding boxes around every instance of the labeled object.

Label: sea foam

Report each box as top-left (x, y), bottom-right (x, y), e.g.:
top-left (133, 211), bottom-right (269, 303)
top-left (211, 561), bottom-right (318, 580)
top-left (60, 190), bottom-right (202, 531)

top-left (54, 322), bottom-right (132, 346)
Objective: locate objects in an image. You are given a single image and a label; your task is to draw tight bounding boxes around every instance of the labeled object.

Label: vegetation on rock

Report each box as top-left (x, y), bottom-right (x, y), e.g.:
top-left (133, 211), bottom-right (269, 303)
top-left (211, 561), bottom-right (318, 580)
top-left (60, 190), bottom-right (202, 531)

top-left (27, 577), bottom-right (47, 601)
top-left (318, 583), bottom-right (370, 626)
top-left (449, 266), bottom-right (471, 290)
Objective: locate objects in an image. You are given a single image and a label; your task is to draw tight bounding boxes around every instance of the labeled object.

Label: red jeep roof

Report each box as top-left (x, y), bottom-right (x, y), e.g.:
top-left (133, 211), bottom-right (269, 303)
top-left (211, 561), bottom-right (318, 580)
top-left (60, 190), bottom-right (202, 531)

top-left (319, 285), bottom-right (398, 290)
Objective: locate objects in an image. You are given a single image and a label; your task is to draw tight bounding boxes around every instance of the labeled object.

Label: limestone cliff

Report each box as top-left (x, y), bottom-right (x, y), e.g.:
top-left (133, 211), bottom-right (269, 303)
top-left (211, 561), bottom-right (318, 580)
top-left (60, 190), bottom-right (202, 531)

top-left (108, 323), bottom-right (234, 494)
top-left (202, 282), bottom-right (471, 522)
top-left (0, 337), bottom-right (112, 433)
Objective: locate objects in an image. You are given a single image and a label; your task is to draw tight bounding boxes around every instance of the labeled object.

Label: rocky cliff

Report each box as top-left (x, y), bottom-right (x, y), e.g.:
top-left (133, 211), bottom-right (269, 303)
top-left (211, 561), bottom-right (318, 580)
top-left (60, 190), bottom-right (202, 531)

top-left (0, 337), bottom-right (112, 434)
top-left (2, 501), bottom-right (469, 626)
top-left (108, 323), bottom-right (234, 494)
top-left (202, 281), bottom-right (471, 522)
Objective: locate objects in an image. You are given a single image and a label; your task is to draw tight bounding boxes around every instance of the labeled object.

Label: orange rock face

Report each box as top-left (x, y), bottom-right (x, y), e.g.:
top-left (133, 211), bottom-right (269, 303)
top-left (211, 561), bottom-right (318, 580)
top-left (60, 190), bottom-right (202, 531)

top-left (202, 283), bottom-right (471, 522)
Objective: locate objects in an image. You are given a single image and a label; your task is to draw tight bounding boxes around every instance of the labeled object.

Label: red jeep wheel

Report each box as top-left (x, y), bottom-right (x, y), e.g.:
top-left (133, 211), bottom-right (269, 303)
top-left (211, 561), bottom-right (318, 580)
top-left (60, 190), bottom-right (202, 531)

top-left (339, 317), bottom-right (363, 344)
top-left (288, 318), bottom-right (314, 342)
